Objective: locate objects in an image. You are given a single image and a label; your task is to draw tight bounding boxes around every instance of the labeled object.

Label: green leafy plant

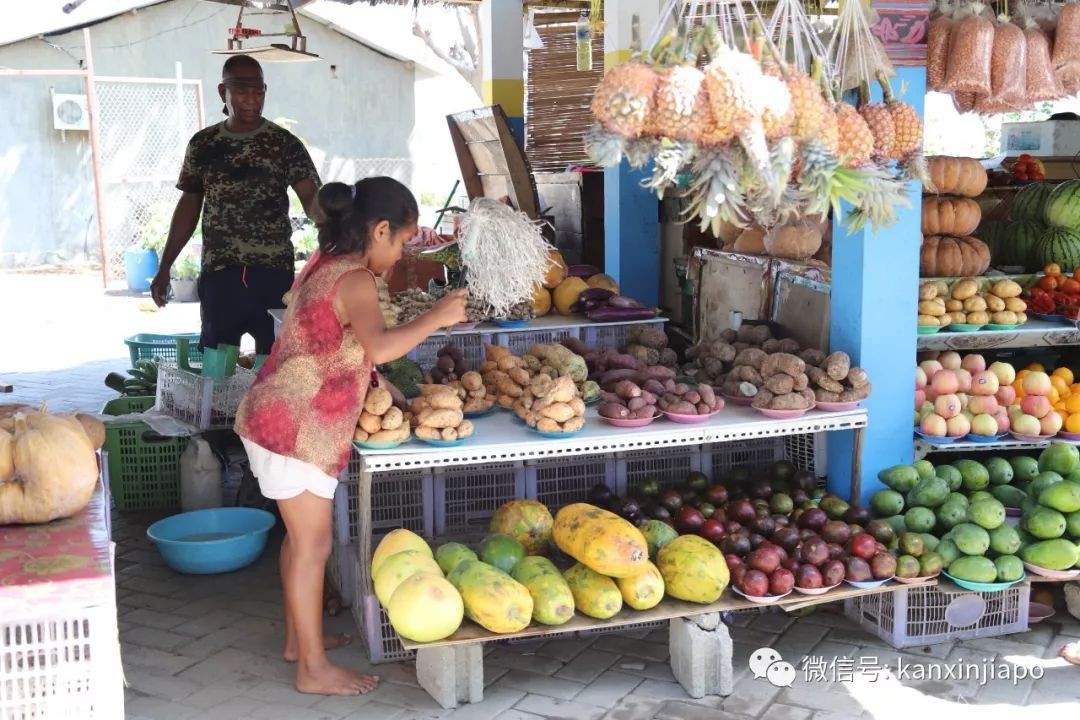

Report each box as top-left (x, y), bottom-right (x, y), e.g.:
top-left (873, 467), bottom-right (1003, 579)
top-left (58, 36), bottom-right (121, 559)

top-left (173, 254), bottom-right (200, 281)
top-left (292, 222), bottom-right (319, 260)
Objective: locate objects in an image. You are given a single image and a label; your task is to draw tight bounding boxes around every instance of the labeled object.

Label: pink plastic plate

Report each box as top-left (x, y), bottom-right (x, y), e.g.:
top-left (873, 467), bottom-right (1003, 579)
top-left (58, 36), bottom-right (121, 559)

top-left (660, 409), bottom-right (722, 425)
top-left (1022, 562), bottom-right (1080, 581)
top-left (892, 573), bottom-right (941, 585)
top-left (754, 404), bottom-right (815, 420)
top-left (1028, 602), bottom-right (1055, 624)
top-left (792, 582), bottom-right (841, 596)
top-left (730, 586), bottom-right (792, 605)
top-left (816, 401), bottom-right (860, 412)
top-left (1010, 432), bottom-right (1057, 442)
top-left (723, 394), bottom-right (754, 407)
top-left (1059, 431), bottom-right (1080, 441)
top-left (601, 414), bottom-right (661, 428)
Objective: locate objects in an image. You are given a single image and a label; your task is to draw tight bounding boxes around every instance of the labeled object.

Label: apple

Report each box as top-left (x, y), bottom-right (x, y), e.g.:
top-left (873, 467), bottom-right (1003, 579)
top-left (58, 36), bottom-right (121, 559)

top-left (989, 361), bottom-right (1016, 386)
top-left (1013, 413), bottom-right (1042, 436)
top-left (919, 360), bottom-right (944, 379)
top-left (1022, 371), bottom-right (1052, 397)
top-left (915, 389), bottom-right (927, 411)
top-left (970, 370), bottom-right (1000, 397)
top-left (925, 386), bottom-right (939, 403)
top-left (968, 394), bottom-right (999, 415)
top-left (994, 408), bottom-right (1011, 433)
top-left (917, 402), bottom-right (936, 424)
top-left (916, 367), bottom-right (928, 390)
top-left (970, 413), bottom-right (998, 436)
top-left (958, 393), bottom-right (971, 410)
top-left (961, 354), bottom-right (987, 373)
top-left (946, 414), bottom-right (971, 437)
top-left (939, 351), bottom-right (962, 370)
top-left (931, 370), bottom-right (960, 395)
top-left (920, 413), bottom-right (947, 437)
top-left (934, 394), bottom-right (962, 419)
top-left (955, 369), bottom-right (972, 393)
top-left (1021, 394), bottom-right (1052, 419)
top-left (1041, 410), bottom-right (1063, 436)
top-left (996, 385), bottom-right (1017, 407)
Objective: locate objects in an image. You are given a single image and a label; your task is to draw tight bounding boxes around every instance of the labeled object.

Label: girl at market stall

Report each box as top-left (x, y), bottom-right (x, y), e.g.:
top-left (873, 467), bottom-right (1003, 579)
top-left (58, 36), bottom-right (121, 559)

top-left (235, 177), bottom-right (468, 696)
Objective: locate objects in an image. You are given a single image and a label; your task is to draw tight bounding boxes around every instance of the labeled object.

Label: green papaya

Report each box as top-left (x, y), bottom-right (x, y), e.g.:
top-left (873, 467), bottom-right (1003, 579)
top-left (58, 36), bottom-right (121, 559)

top-left (512, 557), bottom-right (575, 626)
top-left (479, 533), bottom-right (527, 574)
top-left (434, 542), bottom-right (478, 576)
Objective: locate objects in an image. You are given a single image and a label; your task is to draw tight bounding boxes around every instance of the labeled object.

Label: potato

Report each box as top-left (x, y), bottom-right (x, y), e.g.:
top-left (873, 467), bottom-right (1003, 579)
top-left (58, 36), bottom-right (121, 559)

top-left (991, 310), bottom-right (1018, 325)
top-left (418, 383), bottom-right (457, 397)
top-left (429, 392), bottom-right (463, 411)
top-left (419, 408), bottom-right (464, 429)
top-left (457, 420), bottom-right (475, 439)
top-left (918, 314), bottom-right (940, 326)
top-left (540, 402), bottom-right (575, 423)
top-left (944, 298), bottom-right (964, 312)
top-left (359, 411), bottom-right (383, 435)
top-left (847, 367), bottom-right (870, 389)
top-left (441, 427), bottom-right (459, 441)
top-left (461, 371), bottom-right (483, 392)
top-left (498, 394), bottom-right (516, 409)
top-left (562, 416), bottom-right (586, 433)
top-left (364, 387), bottom-right (393, 416)
top-left (937, 314), bottom-right (952, 327)
top-left (815, 388), bottom-right (841, 403)
top-left (962, 296), bottom-right (987, 313)
top-left (919, 283), bottom-right (938, 300)
top-left (808, 366), bottom-right (843, 393)
top-left (950, 278), bottom-right (979, 300)
top-left (353, 428), bottom-right (370, 442)
top-left (918, 299), bottom-right (946, 317)
top-left (770, 392), bottom-right (812, 411)
top-left (984, 294), bottom-right (1005, 312)
top-left (991, 279), bottom-right (1022, 299)
top-left (966, 310), bottom-right (990, 325)
top-left (1016, 312), bottom-right (1028, 324)
top-left (380, 407), bottom-right (404, 431)
top-left (792, 373), bottom-right (809, 392)
top-left (416, 425), bottom-right (442, 440)
top-left (949, 311), bottom-right (967, 324)
top-left (370, 425), bottom-right (410, 443)
top-left (1005, 297), bottom-right (1027, 313)
top-left (751, 389), bottom-right (775, 409)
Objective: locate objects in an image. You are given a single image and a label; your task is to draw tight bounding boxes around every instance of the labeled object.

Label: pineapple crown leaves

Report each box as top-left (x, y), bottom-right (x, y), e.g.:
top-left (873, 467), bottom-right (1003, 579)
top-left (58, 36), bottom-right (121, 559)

top-left (840, 167), bottom-right (912, 234)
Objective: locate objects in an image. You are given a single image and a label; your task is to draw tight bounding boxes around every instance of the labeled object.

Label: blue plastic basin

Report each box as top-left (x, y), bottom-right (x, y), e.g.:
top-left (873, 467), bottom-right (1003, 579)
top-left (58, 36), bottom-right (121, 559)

top-left (147, 507), bottom-right (276, 574)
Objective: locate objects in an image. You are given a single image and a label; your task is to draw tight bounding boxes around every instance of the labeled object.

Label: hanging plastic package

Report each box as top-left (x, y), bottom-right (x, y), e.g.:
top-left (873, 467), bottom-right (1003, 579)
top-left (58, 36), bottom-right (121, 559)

top-left (1053, 2), bottom-right (1080, 90)
top-left (975, 16), bottom-right (1027, 114)
top-left (180, 437), bottom-right (224, 511)
top-left (943, 2), bottom-right (994, 96)
top-left (927, 1), bottom-right (955, 91)
top-left (1022, 13), bottom-right (1062, 103)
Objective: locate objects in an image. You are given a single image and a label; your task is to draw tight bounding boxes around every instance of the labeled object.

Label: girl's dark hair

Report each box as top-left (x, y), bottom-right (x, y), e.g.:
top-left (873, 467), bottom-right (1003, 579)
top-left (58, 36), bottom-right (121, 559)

top-left (316, 176), bottom-right (419, 255)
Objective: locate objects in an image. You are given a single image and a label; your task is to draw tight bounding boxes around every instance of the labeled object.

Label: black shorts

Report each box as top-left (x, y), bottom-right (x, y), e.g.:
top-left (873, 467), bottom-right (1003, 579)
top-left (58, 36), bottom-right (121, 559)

top-left (198, 265), bottom-right (294, 355)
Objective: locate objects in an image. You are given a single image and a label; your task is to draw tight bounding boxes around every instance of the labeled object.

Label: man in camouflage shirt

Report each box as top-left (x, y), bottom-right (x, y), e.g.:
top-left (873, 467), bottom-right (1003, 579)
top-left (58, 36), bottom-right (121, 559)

top-left (151, 55), bottom-right (321, 355)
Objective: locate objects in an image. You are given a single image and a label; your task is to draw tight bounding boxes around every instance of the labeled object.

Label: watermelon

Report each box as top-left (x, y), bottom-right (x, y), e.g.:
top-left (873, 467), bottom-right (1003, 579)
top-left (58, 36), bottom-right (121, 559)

top-left (1045, 180), bottom-right (1080, 229)
top-left (1000, 220), bottom-right (1045, 270)
top-left (978, 221), bottom-right (1008, 264)
top-left (1012, 183), bottom-right (1055, 222)
top-left (1030, 226), bottom-right (1080, 272)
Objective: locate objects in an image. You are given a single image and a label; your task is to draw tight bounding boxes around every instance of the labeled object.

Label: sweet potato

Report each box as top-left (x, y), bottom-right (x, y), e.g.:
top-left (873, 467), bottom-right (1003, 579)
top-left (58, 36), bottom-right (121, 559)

top-left (698, 384), bottom-right (717, 408)
top-left (601, 392), bottom-right (624, 405)
top-left (615, 380), bottom-right (642, 400)
top-left (507, 368), bottom-right (530, 387)
top-left (640, 390), bottom-right (658, 405)
top-left (380, 407), bottom-right (404, 431)
top-left (416, 425), bottom-right (442, 440)
top-left (359, 411), bottom-right (383, 435)
top-left (663, 378), bottom-right (677, 392)
top-left (815, 388), bottom-right (841, 403)
top-left (667, 400), bottom-right (697, 415)
top-left (627, 397), bottom-right (647, 413)
top-left (419, 408), bottom-right (464, 429)
top-left (638, 365), bottom-right (677, 381)
top-left (498, 394), bottom-right (516, 409)
top-left (765, 374), bottom-right (794, 395)
top-left (792, 373), bottom-right (809, 392)
top-left (540, 402), bottom-right (575, 423)
top-left (847, 367), bottom-right (869, 389)
top-left (769, 392), bottom-right (811, 411)
top-left (684, 390), bottom-right (701, 405)
top-left (696, 403), bottom-right (711, 415)
top-left (751, 389), bottom-right (775, 409)
top-left (599, 368), bottom-right (638, 388)
top-left (800, 349), bottom-right (827, 367)
top-left (550, 377), bottom-right (576, 403)
top-left (536, 418), bottom-right (562, 433)
top-left (457, 420), bottom-right (475, 439)
top-left (441, 427), bottom-right (459, 441)
top-left (561, 336), bottom-right (589, 357)
top-left (479, 360), bottom-right (498, 374)
top-left (762, 339), bottom-right (781, 354)
top-left (497, 355), bottom-right (521, 372)
top-left (807, 366), bottom-right (843, 393)
top-left (562, 416), bottom-right (586, 432)
top-left (777, 339), bottom-right (800, 354)
top-left (734, 348), bottom-right (767, 368)
top-left (461, 371), bottom-right (483, 392)
top-left (642, 379), bottom-right (666, 396)
top-left (839, 383), bottom-right (872, 402)
top-left (364, 387), bottom-right (393, 416)
top-left (824, 352), bottom-right (851, 382)
top-left (629, 407), bottom-right (654, 419)
top-left (599, 402), bottom-right (630, 419)
top-left (485, 344), bottom-right (511, 362)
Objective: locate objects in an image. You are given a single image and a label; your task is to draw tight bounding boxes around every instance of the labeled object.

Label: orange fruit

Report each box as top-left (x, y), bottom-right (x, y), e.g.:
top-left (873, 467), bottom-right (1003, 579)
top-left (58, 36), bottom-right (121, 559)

top-left (1038, 275), bottom-right (1059, 291)
top-left (1056, 402), bottom-right (1068, 413)
top-left (1028, 364), bottom-right (1045, 372)
top-left (1049, 388), bottom-right (1061, 404)
top-left (1051, 376), bottom-right (1070, 396)
top-left (1066, 395), bottom-right (1080, 414)
top-left (1067, 413), bottom-right (1080, 434)
top-left (1018, 369), bottom-right (1032, 379)
top-left (1054, 367), bottom-right (1075, 384)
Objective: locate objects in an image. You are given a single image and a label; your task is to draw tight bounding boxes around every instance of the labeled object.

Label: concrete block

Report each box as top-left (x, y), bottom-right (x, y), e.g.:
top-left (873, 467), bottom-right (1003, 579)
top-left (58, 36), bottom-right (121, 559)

top-left (416, 644), bottom-right (484, 709)
top-left (668, 617), bottom-right (734, 699)
top-left (692, 613), bottom-right (720, 631)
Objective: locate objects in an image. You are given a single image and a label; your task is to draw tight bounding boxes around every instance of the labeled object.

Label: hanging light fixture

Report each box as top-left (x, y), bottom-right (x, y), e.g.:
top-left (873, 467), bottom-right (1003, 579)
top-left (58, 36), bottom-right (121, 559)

top-left (202, 0), bottom-right (321, 62)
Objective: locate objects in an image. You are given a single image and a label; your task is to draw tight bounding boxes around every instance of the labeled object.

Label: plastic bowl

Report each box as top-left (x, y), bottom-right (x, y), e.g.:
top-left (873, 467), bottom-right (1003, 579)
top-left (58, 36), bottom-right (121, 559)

top-left (730, 586), bottom-right (792, 605)
top-left (1022, 562), bottom-right (1080, 581)
top-left (917, 325), bottom-right (941, 335)
top-left (793, 582), bottom-right (841, 596)
top-left (1009, 431), bottom-right (1057, 442)
top-left (966, 432), bottom-right (1006, 443)
top-left (949, 324), bottom-right (985, 333)
top-left (942, 570), bottom-right (1024, 592)
top-left (147, 508), bottom-right (276, 575)
top-left (464, 405), bottom-right (497, 419)
top-left (660, 408), bottom-right (722, 425)
top-left (1028, 602), bottom-right (1056, 624)
top-left (845, 576), bottom-right (894, 589)
top-left (493, 319), bottom-right (531, 328)
top-left (816, 401), bottom-right (860, 412)
top-left (601, 414), bottom-right (661, 428)
top-left (915, 430), bottom-right (957, 444)
top-left (893, 573), bottom-right (941, 585)
top-left (755, 406), bottom-right (814, 420)
top-left (356, 439), bottom-right (408, 451)
top-left (418, 437), bottom-right (469, 448)
top-left (529, 426), bottom-right (584, 439)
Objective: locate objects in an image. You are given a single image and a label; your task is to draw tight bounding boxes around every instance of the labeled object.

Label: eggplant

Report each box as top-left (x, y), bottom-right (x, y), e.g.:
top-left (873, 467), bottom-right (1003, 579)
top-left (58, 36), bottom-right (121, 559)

top-left (587, 306), bottom-right (658, 322)
top-left (567, 264), bottom-right (601, 278)
top-left (579, 288), bottom-right (616, 303)
top-left (607, 295), bottom-right (644, 309)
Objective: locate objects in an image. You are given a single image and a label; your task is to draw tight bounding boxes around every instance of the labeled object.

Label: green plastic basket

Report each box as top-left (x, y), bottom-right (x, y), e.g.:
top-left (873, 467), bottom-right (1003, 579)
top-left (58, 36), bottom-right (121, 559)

top-left (125, 333), bottom-right (203, 367)
top-left (101, 396), bottom-right (188, 511)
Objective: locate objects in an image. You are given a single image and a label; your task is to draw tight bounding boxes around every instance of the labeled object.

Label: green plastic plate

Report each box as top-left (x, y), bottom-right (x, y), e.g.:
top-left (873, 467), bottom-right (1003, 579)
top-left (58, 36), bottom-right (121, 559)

top-left (918, 325), bottom-right (942, 335)
top-left (942, 570), bottom-right (1025, 592)
top-left (985, 323), bottom-right (1021, 331)
top-left (949, 324), bottom-right (984, 332)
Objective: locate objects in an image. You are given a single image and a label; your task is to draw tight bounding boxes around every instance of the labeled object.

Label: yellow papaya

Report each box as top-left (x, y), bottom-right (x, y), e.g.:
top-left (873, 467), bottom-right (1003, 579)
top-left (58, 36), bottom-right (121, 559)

top-left (615, 561), bottom-right (665, 610)
top-left (552, 503), bottom-right (648, 578)
top-left (657, 535), bottom-right (729, 604)
top-left (447, 559), bottom-right (533, 633)
top-left (371, 528), bottom-right (431, 580)
top-left (564, 563), bottom-right (622, 620)
top-left (513, 557), bottom-right (574, 626)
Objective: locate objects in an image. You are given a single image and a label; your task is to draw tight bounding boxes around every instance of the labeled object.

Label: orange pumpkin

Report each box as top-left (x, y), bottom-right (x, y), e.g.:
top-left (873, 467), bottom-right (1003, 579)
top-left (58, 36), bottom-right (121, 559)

top-left (919, 235), bottom-right (992, 277)
top-left (763, 222), bottom-right (823, 260)
top-left (925, 157), bottom-right (988, 198)
top-left (922, 196), bottom-right (982, 236)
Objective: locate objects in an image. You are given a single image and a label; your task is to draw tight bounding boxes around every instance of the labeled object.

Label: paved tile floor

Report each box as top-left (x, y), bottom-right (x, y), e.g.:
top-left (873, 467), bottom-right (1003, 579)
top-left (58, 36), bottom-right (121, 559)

top-left (7, 270), bottom-right (1080, 719)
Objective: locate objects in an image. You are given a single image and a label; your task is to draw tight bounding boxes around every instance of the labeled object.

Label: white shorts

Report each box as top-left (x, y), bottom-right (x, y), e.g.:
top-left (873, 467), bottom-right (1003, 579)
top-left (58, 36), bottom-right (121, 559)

top-left (241, 438), bottom-right (339, 501)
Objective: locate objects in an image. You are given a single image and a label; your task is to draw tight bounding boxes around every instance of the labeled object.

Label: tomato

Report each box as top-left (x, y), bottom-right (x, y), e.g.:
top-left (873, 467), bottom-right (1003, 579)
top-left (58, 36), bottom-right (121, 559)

top-left (1045, 263), bottom-right (1063, 276)
top-left (1015, 172), bottom-right (1029, 182)
top-left (1073, 267), bottom-right (1080, 282)
top-left (1063, 279), bottom-right (1080, 295)
top-left (1038, 275), bottom-right (1059, 291)
top-left (1019, 154), bottom-right (1034, 162)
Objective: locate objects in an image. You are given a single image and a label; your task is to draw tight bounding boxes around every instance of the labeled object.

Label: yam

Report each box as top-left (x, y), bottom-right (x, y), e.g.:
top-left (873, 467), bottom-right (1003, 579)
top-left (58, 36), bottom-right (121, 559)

top-left (706, 342), bottom-right (737, 362)
top-left (764, 374), bottom-right (794, 395)
top-left (599, 403), bottom-right (630, 419)
top-left (667, 400), bottom-right (697, 415)
top-left (540, 403), bottom-right (576, 423)
top-left (815, 388), bottom-right (841, 403)
top-left (734, 348), bottom-right (767, 369)
top-left (777, 339), bottom-right (800, 354)
top-left (762, 339), bottom-right (781, 354)
top-left (807, 366), bottom-right (843, 394)
top-left (442, 427), bottom-right (459, 441)
top-left (698, 384), bottom-right (717, 407)
top-left (684, 391), bottom-right (701, 405)
top-left (359, 411), bottom-right (383, 435)
top-left (696, 403), bottom-right (711, 415)
top-left (457, 420), bottom-right (475, 439)
top-left (769, 393), bottom-right (812, 411)
top-left (840, 383), bottom-right (872, 402)
top-left (737, 325), bottom-right (772, 345)
top-left (419, 408), bottom-right (464, 429)
top-left (562, 416), bottom-right (586, 432)
top-left (800, 349), bottom-right (827, 366)
top-left (429, 392), bottom-right (463, 411)
top-left (659, 348), bottom-right (678, 367)
top-left (847, 368), bottom-right (869, 389)
top-left (824, 352), bottom-right (851, 381)
top-left (561, 336), bottom-right (589, 356)
top-left (792, 373), bottom-right (809, 392)
top-left (364, 387), bottom-right (393, 416)
top-left (751, 389), bottom-right (775, 409)
top-left (380, 407), bottom-right (404, 431)
top-left (461, 371), bottom-right (483, 392)
top-left (773, 353), bottom-right (806, 377)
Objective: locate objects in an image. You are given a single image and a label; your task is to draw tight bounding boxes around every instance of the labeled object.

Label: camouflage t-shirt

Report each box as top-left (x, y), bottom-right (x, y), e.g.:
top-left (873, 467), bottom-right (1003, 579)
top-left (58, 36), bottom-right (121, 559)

top-left (177, 120), bottom-right (319, 272)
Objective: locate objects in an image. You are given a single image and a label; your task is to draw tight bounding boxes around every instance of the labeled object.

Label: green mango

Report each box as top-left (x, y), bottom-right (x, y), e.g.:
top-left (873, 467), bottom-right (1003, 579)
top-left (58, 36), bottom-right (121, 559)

top-left (1029, 471), bottom-right (1064, 501)
top-left (478, 533), bottom-right (527, 574)
top-left (1039, 481), bottom-right (1080, 513)
top-left (1066, 510), bottom-right (1080, 538)
top-left (949, 555), bottom-right (998, 583)
top-left (640, 520), bottom-right (678, 561)
top-left (914, 460), bottom-right (936, 481)
top-left (968, 490), bottom-right (996, 504)
top-left (953, 459), bottom-right (990, 492)
top-left (947, 492), bottom-right (969, 507)
top-left (1008, 456), bottom-right (1040, 486)
top-left (968, 498), bottom-right (1006, 530)
top-left (952, 523), bottom-right (991, 556)
top-left (1023, 507), bottom-right (1068, 539)
top-left (919, 551), bottom-right (944, 577)
top-left (936, 465), bottom-right (964, 492)
top-left (994, 555), bottom-right (1024, 582)
top-left (905, 507), bottom-right (937, 534)
top-left (883, 515), bottom-right (908, 538)
top-left (989, 525), bottom-right (1022, 556)
top-left (984, 457), bottom-right (1014, 486)
top-left (906, 476), bottom-right (951, 509)
top-left (1021, 539), bottom-right (1080, 571)
top-left (990, 485), bottom-right (1027, 509)
top-left (919, 533), bottom-right (941, 552)
top-left (878, 465), bottom-right (920, 493)
top-left (936, 501), bottom-right (969, 530)
top-left (871, 489), bottom-right (905, 517)
top-left (1038, 442), bottom-right (1080, 476)
top-left (937, 539), bottom-right (961, 568)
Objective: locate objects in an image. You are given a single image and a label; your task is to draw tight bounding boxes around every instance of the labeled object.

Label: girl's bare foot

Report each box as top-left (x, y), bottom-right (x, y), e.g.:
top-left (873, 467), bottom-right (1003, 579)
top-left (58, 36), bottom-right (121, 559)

top-left (296, 658), bottom-right (379, 696)
top-left (1061, 640), bottom-right (1080, 666)
top-left (284, 633), bottom-right (352, 662)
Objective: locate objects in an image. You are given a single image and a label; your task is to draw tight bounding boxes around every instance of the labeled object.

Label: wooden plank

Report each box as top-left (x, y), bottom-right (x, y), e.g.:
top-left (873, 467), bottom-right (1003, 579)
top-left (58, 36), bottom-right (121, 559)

top-left (447, 116), bottom-right (483, 202)
top-left (468, 140), bottom-right (508, 176)
top-left (399, 582), bottom-right (915, 650)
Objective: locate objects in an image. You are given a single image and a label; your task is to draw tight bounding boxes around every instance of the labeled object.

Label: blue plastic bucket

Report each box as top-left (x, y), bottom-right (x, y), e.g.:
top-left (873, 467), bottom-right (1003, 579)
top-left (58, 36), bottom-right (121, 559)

top-left (125, 247), bottom-right (159, 292)
top-left (147, 507), bottom-right (276, 574)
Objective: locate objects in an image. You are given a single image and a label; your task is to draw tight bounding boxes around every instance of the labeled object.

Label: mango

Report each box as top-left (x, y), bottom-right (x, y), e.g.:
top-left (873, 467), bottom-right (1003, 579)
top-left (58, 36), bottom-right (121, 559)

top-left (512, 557), bottom-right (574, 626)
top-left (914, 460), bottom-right (936, 481)
top-left (641, 520), bottom-right (679, 561)
top-left (936, 501), bottom-right (968, 530)
top-left (936, 465), bottom-right (963, 492)
top-left (968, 498), bottom-right (1006, 530)
top-left (1029, 471), bottom-right (1064, 501)
top-left (1009, 456), bottom-right (1040, 486)
top-left (905, 507), bottom-right (936, 533)
top-left (553, 504), bottom-right (648, 578)
top-left (871, 489), bottom-right (905, 517)
top-left (1066, 510), bottom-right (1080, 538)
top-left (1024, 507), bottom-right (1067, 539)
top-left (952, 523), bottom-right (991, 556)
top-left (953, 459), bottom-right (990, 492)
top-left (991, 485), bottom-right (1027, 509)
top-left (1021, 539), bottom-right (1080, 571)
top-left (1038, 442), bottom-right (1080, 476)
top-left (479, 533), bottom-right (527, 574)
top-left (994, 555), bottom-right (1024, 583)
top-left (984, 457), bottom-right (1014, 486)
top-left (615, 561), bottom-right (665, 611)
top-left (656, 535), bottom-right (729, 604)
top-left (948, 555), bottom-right (998, 583)
top-left (937, 539), bottom-right (961, 568)
top-left (448, 559), bottom-right (533, 633)
top-left (878, 465), bottom-right (920, 493)
top-left (907, 476), bottom-right (950, 508)
top-left (989, 525), bottom-right (1022, 555)
top-left (1038, 481), bottom-right (1080, 513)
top-left (564, 563), bottom-right (622, 620)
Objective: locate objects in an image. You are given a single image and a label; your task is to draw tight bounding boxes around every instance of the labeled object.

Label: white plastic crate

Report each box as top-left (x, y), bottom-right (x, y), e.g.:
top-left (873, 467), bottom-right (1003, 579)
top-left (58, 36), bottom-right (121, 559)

top-left (581, 319), bottom-right (666, 350)
top-left (494, 327), bottom-right (581, 357)
top-left (155, 363), bottom-right (256, 430)
top-left (0, 604), bottom-right (124, 719)
top-left (843, 582), bottom-right (1030, 649)
top-left (785, 433), bottom-right (825, 477)
top-left (617, 447), bottom-right (703, 497)
top-left (407, 333), bottom-right (490, 372)
top-left (328, 543), bottom-right (359, 610)
top-left (334, 461), bottom-right (433, 546)
top-left (702, 437), bottom-right (787, 480)
top-left (525, 455), bottom-right (618, 512)
top-left (353, 593), bottom-right (415, 665)
top-left (433, 462), bottom-right (527, 536)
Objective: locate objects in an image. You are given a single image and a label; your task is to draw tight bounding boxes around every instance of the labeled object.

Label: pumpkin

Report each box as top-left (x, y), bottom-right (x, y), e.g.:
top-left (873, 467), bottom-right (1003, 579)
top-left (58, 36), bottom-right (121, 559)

top-left (714, 218), bottom-right (743, 246)
top-left (543, 249), bottom-right (567, 289)
top-left (74, 413), bottom-right (106, 450)
top-left (553, 277), bottom-right (589, 315)
top-left (922, 197), bottom-right (982, 236)
top-left (531, 285), bottom-right (552, 317)
top-left (763, 221), bottom-right (823, 260)
top-left (920, 235), bottom-right (992, 277)
top-left (733, 226), bottom-right (766, 254)
top-left (926, 157), bottom-right (988, 198)
top-left (0, 411), bottom-right (99, 525)
top-left (586, 274), bottom-right (620, 295)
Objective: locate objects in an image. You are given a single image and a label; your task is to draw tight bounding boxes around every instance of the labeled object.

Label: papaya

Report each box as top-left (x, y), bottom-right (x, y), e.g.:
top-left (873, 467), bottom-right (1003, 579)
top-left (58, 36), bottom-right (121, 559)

top-left (564, 563), bottom-right (623, 620)
top-left (479, 533), bottom-right (527, 574)
top-left (512, 557), bottom-right (574, 626)
top-left (1021, 539), bottom-right (1080, 571)
top-left (553, 277), bottom-right (589, 315)
top-left (656, 535), bottom-right (729, 604)
top-left (1038, 481), bottom-right (1080, 513)
top-left (552, 503), bottom-right (648, 577)
top-left (615, 561), bottom-right (665, 611)
top-left (448, 559), bottom-right (533, 633)
top-left (387, 574), bottom-right (463, 643)
top-left (586, 273), bottom-right (620, 294)
top-left (373, 550), bottom-right (443, 607)
top-left (434, 542), bottom-right (477, 576)
top-left (543, 248), bottom-right (567, 289)
top-left (490, 500), bottom-right (554, 555)
top-left (371, 528), bottom-right (431, 580)
top-left (532, 285), bottom-right (553, 317)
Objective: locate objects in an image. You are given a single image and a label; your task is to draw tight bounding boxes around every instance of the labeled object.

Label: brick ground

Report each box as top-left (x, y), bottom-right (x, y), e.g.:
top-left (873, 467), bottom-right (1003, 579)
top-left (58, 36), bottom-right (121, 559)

top-left (7, 270), bottom-right (1080, 719)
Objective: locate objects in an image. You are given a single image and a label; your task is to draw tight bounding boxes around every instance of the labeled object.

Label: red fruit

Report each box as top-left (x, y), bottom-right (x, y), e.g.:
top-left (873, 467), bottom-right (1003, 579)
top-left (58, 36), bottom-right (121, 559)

top-left (748, 547), bottom-right (782, 574)
top-left (769, 568), bottom-right (795, 595)
top-left (731, 565), bottom-right (747, 587)
top-left (795, 565), bottom-right (823, 589)
top-left (724, 553), bottom-right (744, 569)
top-left (699, 519), bottom-right (726, 544)
top-left (781, 557), bottom-right (801, 573)
top-left (870, 552), bottom-right (898, 580)
top-left (798, 537), bottom-right (830, 566)
top-left (729, 499), bottom-right (757, 525)
top-left (821, 559), bottom-right (845, 586)
top-left (705, 485), bottom-right (729, 506)
top-left (739, 569), bottom-right (770, 597)
top-left (846, 533), bottom-right (878, 561)
top-left (827, 543), bottom-right (845, 561)
top-left (798, 508), bottom-right (828, 531)
top-left (675, 506), bottom-right (705, 534)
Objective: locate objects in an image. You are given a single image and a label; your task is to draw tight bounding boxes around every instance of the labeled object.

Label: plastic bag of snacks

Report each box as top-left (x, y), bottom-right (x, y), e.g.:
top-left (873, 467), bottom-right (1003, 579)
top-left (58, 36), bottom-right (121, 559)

top-left (1053, 2), bottom-right (1080, 88)
top-left (954, 92), bottom-right (978, 113)
top-left (1023, 12), bottom-right (1062, 102)
top-left (943, 2), bottom-right (995, 96)
top-left (977, 16), bottom-right (1027, 111)
top-left (927, 1), bottom-right (955, 91)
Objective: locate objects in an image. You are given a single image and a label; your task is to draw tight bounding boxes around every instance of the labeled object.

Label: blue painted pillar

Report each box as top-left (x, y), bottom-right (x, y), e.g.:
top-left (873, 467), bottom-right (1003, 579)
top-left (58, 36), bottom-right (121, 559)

top-left (602, 0), bottom-right (661, 306)
top-left (827, 66), bottom-right (926, 506)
